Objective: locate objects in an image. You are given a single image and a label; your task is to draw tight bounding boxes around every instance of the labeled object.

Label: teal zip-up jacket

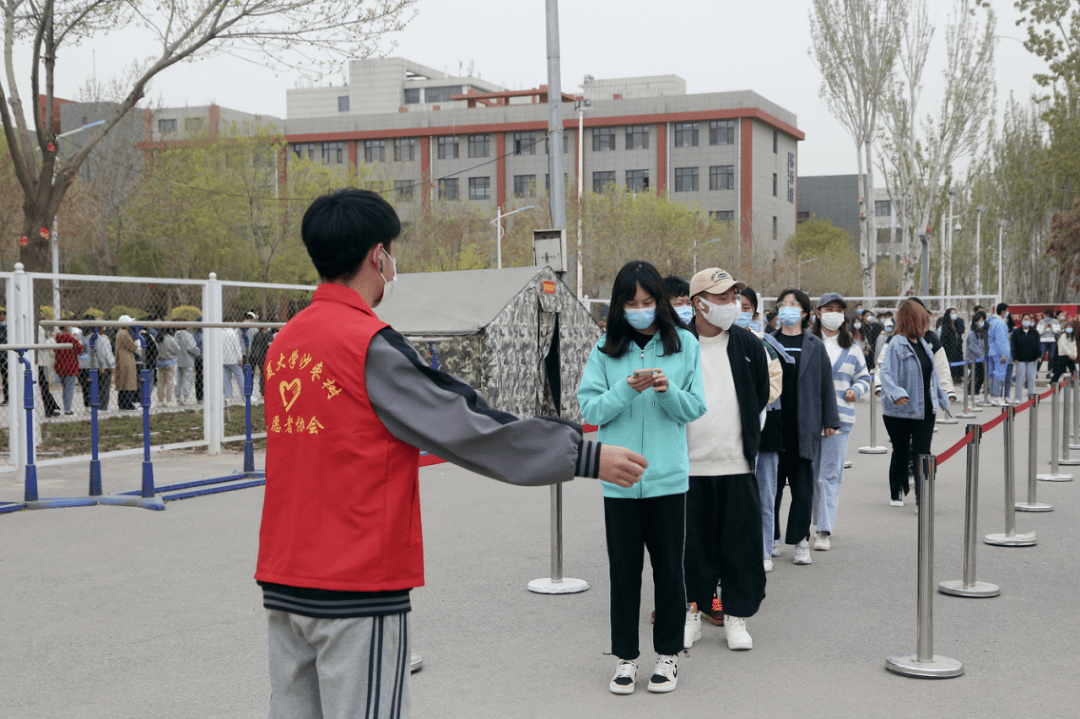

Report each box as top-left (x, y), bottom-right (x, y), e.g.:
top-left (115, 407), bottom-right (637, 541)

top-left (577, 327), bottom-right (706, 499)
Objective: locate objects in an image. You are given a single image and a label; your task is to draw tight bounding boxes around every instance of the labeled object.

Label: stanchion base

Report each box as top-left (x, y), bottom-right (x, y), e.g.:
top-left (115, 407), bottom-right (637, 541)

top-left (955, 412), bottom-right (976, 419)
top-left (411, 654), bottom-right (423, 673)
top-left (24, 497), bottom-right (98, 510)
top-left (1037, 473), bottom-right (1073, 481)
top-left (984, 531), bottom-right (1036, 547)
top-left (885, 654), bottom-right (964, 678)
top-left (527, 577), bottom-right (589, 595)
top-left (96, 494), bottom-right (166, 511)
top-left (1015, 502), bottom-right (1052, 512)
top-left (938, 580), bottom-right (1001, 598)
top-left (938, 419), bottom-right (959, 425)
top-left (1058, 458), bottom-right (1080, 466)
top-left (844, 461), bottom-right (852, 469)
top-left (859, 446), bottom-right (888, 454)
top-left (970, 406), bottom-right (985, 413)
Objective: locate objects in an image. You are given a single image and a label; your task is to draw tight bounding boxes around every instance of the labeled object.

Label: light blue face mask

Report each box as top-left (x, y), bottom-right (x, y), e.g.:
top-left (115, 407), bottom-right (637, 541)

top-left (735, 311), bottom-right (754, 329)
top-left (749, 321), bottom-right (761, 333)
top-left (778, 306), bottom-right (802, 327)
top-left (1023, 320), bottom-right (1033, 328)
top-left (624, 306), bottom-right (656, 330)
top-left (675, 305), bottom-right (695, 325)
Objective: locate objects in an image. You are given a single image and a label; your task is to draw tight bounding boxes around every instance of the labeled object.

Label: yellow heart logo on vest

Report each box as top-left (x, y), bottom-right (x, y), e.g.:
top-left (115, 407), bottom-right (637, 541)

top-left (280, 379), bottom-right (302, 412)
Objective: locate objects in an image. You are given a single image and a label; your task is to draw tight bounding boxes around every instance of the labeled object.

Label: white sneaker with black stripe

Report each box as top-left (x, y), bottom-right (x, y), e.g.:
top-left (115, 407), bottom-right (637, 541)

top-left (609, 659), bottom-right (637, 694)
top-left (647, 654), bottom-right (678, 693)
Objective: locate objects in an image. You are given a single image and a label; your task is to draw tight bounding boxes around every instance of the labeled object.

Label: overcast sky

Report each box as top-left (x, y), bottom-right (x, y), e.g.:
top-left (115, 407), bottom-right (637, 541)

top-left (14, 0), bottom-right (1049, 177)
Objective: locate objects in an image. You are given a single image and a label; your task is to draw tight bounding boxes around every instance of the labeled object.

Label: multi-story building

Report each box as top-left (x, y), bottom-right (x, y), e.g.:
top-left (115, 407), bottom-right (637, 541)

top-left (798, 174), bottom-right (900, 258)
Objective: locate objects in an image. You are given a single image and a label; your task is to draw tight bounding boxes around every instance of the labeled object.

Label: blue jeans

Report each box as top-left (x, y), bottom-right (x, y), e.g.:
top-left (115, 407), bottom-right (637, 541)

top-left (813, 431), bottom-right (850, 534)
top-left (223, 363), bottom-right (244, 399)
top-left (1013, 361), bottom-right (1037, 402)
top-left (755, 451), bottom-right (778, 560)
top-left (61, 375), bottom-right (76, 413)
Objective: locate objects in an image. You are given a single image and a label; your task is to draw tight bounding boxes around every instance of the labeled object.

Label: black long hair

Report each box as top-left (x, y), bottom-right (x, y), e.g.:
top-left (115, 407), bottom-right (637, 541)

top-left (602, 261), bottom-right (683, 358)
top-left (775, 288), bottom-right (812, 330)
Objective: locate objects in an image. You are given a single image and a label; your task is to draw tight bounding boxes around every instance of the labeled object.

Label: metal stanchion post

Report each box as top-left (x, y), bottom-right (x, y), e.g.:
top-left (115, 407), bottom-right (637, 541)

top-left (1071, 374), bottom-right (1080, 450)
top-left (886, 455), bottom-right (964, 678)
top-left (860, 377), bottom-right (888, 454)
top-left (88, 335), bottom-right (102, 497)
top-left (1017, 393), bottom-right (1052, 512)
top-left (956, 363), bottom-right (975, 419)
top-left (985, 405), bottom-right (1037, 546)
top-left (940, 425), bottom-right (1000, 597)
top-left (528, 483), bottom-right (589, 594)
top-left (1039, 380), bottom-right (1074, 481)
top-left (1060, 377), bottom-right (1080, 466)
top-left (20, 352), bottom-right (39, 504)
top-left (980, 357), bottom-right (993, 407)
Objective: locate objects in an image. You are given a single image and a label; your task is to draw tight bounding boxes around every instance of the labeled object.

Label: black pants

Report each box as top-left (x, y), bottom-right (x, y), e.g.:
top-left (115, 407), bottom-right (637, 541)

top-left (195, 358), bottom-right (204, 401)
top-left (78, 369), bottom-right (93, 407)
top-left (883, 413), bottom-right (936, 502)
top-left (604, 493), bottom-right (686, 660)
top-left (1051, 357), bottom-right (1076, 385)
top-left (685, 474), bottom-right (766, 620)
top-left (773, 452), bottom-right (814, 545)
top-left (37, 367), bottom-right (59, 414)
top-left (973, 362), bottom-right (985, 394)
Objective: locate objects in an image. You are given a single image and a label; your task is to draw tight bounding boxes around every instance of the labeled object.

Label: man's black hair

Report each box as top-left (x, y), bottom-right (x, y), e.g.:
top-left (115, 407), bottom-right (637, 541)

top-left (301, 188), bottom-right (402, 281)
top-left (664, 275), bottom-right (690, 299)
top-left (996, 302), bottom-right (1009, 315)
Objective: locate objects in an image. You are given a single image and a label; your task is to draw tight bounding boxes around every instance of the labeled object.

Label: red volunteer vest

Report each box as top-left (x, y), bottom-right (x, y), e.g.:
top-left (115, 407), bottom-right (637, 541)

top-left (255, 284), bottom-right (424, 592)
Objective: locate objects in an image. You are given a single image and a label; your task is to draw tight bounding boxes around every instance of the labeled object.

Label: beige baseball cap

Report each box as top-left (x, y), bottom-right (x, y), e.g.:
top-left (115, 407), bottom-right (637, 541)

top-left (689, 267), bottom-right (746, 298)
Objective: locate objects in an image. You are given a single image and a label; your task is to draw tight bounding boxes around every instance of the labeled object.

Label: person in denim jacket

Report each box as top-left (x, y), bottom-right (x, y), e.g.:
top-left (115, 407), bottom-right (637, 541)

top-left (879, 299), bottom-right (953, 505)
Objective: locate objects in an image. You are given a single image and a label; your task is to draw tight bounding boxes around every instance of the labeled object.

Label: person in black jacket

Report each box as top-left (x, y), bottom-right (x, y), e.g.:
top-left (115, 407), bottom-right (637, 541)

top-left (940, 307), bottom-right (966, 384)
top-left (1011, 313), bottom-right (1041, 404)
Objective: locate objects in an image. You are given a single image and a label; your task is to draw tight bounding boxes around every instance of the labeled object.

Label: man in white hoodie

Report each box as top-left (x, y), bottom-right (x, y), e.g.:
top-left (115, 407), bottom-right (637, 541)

top-left (682, 268), bottom-right (771, 652)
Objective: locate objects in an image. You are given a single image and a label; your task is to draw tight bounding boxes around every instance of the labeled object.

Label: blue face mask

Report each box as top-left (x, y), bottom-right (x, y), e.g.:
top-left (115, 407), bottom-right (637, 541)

top-left (675, 305), bottom-right (695, 325)
top-left (735, 311), bottom-right (754, 328)
top-left (1023, 320), bottom-right (1033, 328)
top-left (778, 306), bottom-right (802, 327)
top-left (749, 321), bottom-right (762, 333)
top-left (624, 306), bottom-right (656, 330)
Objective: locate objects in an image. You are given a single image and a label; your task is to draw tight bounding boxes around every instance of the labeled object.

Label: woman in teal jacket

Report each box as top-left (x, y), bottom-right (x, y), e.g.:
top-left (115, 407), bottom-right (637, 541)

top-left (577, 261), bottom-right (706, 696)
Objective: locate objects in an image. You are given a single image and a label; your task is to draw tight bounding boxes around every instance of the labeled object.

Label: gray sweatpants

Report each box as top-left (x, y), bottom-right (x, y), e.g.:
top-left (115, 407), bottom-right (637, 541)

top-left (267, 609), bottom-right (410, 719)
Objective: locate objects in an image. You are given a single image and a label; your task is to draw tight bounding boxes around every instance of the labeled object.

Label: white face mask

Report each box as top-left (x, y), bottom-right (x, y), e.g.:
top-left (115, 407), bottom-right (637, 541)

top-left (820, 312), bottom-right (845, 332)
top-left (698, 298), bottom-right (739, 331)
top-left (378, 246), bottom-right (397, 305)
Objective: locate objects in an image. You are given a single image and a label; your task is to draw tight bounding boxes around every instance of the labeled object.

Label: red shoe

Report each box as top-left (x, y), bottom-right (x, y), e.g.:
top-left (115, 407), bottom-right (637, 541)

top-left (708, 597), bottom-right (724, 626)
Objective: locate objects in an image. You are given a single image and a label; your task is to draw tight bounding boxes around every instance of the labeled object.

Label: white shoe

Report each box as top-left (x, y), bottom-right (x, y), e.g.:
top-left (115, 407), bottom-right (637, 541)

top-left (990, 397), bottom-right (1004, 406)
top-left (763, 558), bottom-right (773, 573)
top-left (890, 497), bottom-right (904, 507)
top-left (724, 615), bottom-right (753, 650)
top-left (609, 659), bottom-right (637, 694)
top-left (771, 539), bottom-right (781, 557)
top-left (647, 655), bottom-right (678, 693)
top-left (814, 532), bottom-right (831, 551)
top-left (793, 539), bottom-right (812, 565)
top-left (684, 604), bottom-right (702, 649)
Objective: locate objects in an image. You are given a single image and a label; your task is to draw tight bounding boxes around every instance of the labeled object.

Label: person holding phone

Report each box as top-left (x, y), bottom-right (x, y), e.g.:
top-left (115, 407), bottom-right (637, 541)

top-left (578, 261), bottom-right (706, 696)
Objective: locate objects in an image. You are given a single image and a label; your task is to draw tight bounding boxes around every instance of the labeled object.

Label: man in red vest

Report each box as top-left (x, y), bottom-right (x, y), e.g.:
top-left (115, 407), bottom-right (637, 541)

top-left (256, 188), bottom-right (646, 719)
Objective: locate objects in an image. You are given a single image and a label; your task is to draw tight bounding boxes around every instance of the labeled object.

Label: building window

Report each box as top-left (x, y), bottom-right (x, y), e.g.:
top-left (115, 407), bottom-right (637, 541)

top-left (437, 136), bottom-right (458, 160)
top-left (709, 120), bottom-right (735, 146)
top-left (711, 210), bottom-right (735, 223)
top-left (404, 88), bottom-right (421, 105)
top-left (468, 177), bottom-right (491, 200)
top-left (438, 178), bottom-right (459, 200)
top-left (514, 175), bottom-right (537, 198)
top-left (626, 125), bottom-right (649, 150)
top-left (469, 134), bottom-right (490, 158)
top-left (772, 216), bottom-right (778, 240)
top-left (425, 85), bottom-right (463, 104)
top-left (709, 165), bottom-right (735, 191)
top-left (394, 138), bottom-right (416, 162)
top-left (394, 180), bottom-right (414, 201)
top-left (322, 142), bottom-right (344, 165)
top-left (876, 200), bottom-right (892, 217)
top-left (292, 142), bottom-right (316, 160)
top-left (338, 96), bottom-right (350, 113)
top-left (797, 211), bottom-right (812, 223)
top-left (626, 169), bottom-right (649, 193)
top-left (158, 119), bottom-right (177, 133)
top-left (773, 173), bottom-right (778, 197)
top-left (592, 127), bottom-right (616, 151)
top-left (773, 130), bottom-right (779, 153)
top-left (674, 167), bottom-right (699, 192)
top-left (184, 117), bottom-right (203, 133)
top-left (364, 140), bottom-right (386, 163)
top-left (514, 132), bottom-right (537, 155)
top-left (592, 171), bottom-right (616, 193)
top-left (674, 122), bottom-right (698, 147)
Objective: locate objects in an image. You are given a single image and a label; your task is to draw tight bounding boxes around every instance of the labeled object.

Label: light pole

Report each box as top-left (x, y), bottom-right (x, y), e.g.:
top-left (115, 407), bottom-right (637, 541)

top-left (944, 186), bottom-right (961, 309)
top-left (997, 218), bottom-right (1008, 307)
top-left (692, 237), bottom-right (724, 274)
top-left (575, 75), bottom-right (593, 300)
top-left (797, 257), bottom-right (820, 288)
top-left (975, 206), bottom-right (987, 298)
top-left (491, 206), bottom-right (534, 269)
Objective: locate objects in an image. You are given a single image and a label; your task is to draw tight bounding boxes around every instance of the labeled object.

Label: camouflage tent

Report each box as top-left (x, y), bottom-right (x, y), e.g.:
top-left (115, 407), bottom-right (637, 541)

top-left (374, 265), bottom-right (600, 423)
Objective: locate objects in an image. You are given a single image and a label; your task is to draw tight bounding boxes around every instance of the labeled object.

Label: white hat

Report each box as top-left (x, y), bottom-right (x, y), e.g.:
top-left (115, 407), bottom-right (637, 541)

top-left (118, 315), bottom-right (133, 323)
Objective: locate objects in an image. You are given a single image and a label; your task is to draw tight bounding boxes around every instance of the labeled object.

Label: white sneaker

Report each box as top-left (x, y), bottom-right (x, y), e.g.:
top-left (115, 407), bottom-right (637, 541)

top-left (763, 558), bottom-right (773, 573)
top-left (990, 397), bottom-right (1004, 406)
top-left (724, 615), bottom-right (753, 650)
top-left (684, 603), bottom-right (702, 648)
top-left (890, 497), bottom-right (904, 507)
top-left (771, 539), bottom-right (781, 557)
top-left (793, 539), bottom-right (812, 565)
top-left (647, 654), bottom-right (678, 693)
top-left (609, 659), bottom-right (637, 694)
top-left (814, 532), bottom-right (831, 551)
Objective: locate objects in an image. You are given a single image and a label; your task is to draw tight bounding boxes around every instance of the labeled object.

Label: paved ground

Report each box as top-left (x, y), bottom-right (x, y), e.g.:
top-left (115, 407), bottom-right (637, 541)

top-left (2, 397), bottom-right (1079, 718)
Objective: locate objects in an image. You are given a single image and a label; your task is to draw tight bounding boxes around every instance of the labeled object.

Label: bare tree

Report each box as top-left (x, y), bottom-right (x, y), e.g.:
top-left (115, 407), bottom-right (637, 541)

top-left (1, 0), bottom-right (415, 271)
top-left (809, 0), bottom-right (906, 298)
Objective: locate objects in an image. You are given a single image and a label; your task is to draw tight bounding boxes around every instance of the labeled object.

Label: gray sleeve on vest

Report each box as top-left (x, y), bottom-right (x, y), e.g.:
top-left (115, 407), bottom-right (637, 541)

top-left (364, 329), bottom-right (600, 485)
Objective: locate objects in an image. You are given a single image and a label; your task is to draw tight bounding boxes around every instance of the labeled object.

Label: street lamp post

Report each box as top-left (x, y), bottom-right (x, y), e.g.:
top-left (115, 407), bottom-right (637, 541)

top-left (692, 237), bottom-right (724, 275)
top-left (975, 206), bottom-right (987, 298)
top-left (575, 75), bottom-right (593, 300)
top-left (491, 206), bottom-right (534, 269)
top-left (797, 257), bottom-right (820, 288)
top-left (997, 218), bottom-right (1007, 306)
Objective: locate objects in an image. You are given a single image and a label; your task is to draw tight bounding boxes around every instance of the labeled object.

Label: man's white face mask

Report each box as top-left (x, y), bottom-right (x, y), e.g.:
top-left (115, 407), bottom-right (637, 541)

top-left (697, 297), bottom-right (739, 331)
top-left (377, 246), bottom-right (397, 305)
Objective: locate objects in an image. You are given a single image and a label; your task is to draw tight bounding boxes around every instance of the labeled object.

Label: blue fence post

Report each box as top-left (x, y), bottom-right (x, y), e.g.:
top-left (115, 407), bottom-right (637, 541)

top-left (20, 351), bottom-right (38, 503)
top-left (242, 330), bottom-right (255, 475)
top-left (138, 333), bottom-right (155, 498)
